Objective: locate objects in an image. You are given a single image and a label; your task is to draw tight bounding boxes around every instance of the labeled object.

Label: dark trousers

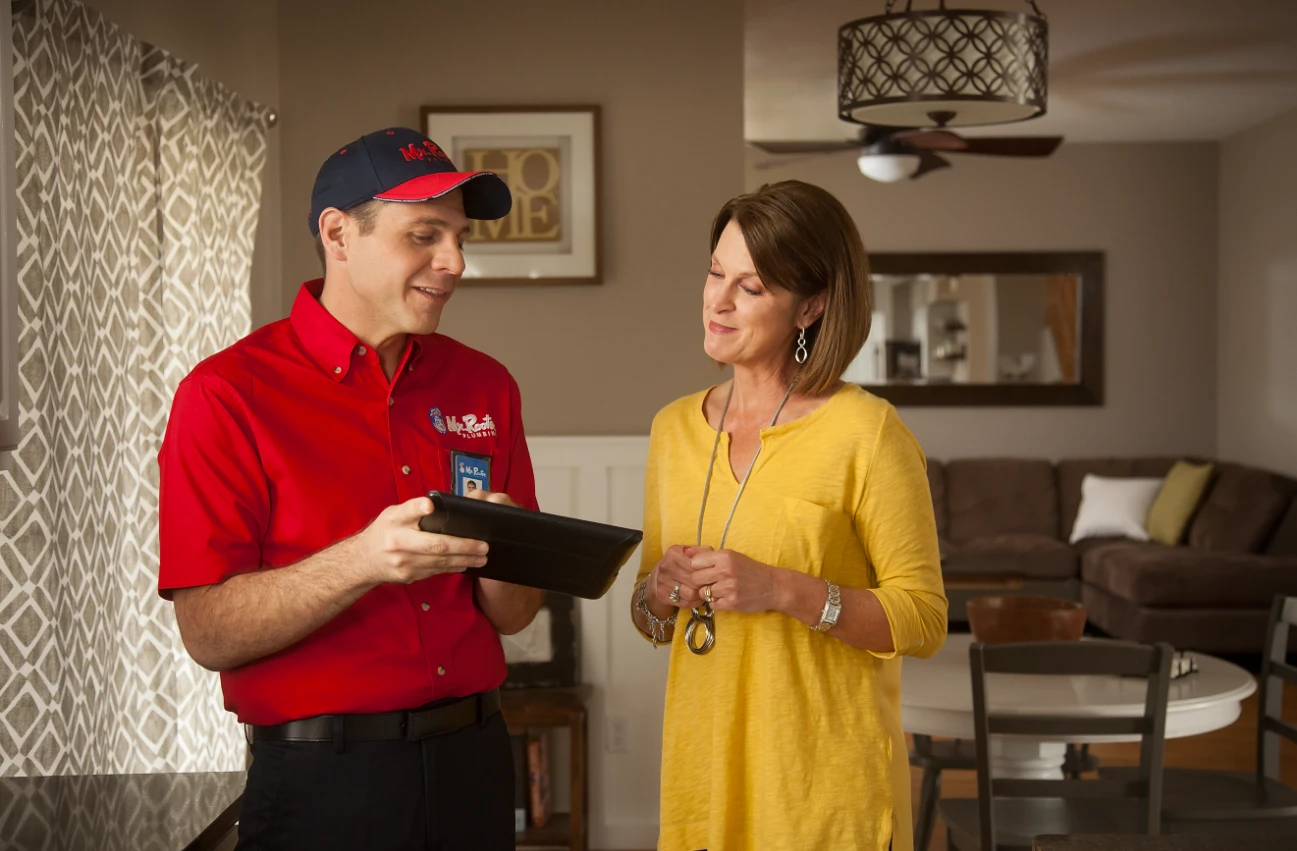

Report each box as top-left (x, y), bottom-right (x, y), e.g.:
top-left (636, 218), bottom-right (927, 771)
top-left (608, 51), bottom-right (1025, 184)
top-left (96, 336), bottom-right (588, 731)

top-left (236, 712), bottom-right (515, 851)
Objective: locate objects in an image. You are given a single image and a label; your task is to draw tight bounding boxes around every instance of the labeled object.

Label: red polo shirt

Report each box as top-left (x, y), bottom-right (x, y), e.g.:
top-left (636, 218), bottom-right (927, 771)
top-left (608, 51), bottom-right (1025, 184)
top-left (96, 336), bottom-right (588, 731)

top-left (157, 279), bottom-right (537, 726)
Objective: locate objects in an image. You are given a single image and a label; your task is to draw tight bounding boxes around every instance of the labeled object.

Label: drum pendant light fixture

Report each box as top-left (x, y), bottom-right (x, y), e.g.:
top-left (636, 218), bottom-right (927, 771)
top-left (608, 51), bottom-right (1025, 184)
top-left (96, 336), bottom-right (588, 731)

top-left (838, 0), bottom-right (1049, 129)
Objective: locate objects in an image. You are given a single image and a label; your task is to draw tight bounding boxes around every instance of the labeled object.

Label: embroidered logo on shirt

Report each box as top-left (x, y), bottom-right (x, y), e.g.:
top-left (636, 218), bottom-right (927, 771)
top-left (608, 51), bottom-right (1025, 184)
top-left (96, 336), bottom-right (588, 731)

top-left (428, 407), bottom-right (448, 434)
top-left (446, 413), bottom-right (496, 439)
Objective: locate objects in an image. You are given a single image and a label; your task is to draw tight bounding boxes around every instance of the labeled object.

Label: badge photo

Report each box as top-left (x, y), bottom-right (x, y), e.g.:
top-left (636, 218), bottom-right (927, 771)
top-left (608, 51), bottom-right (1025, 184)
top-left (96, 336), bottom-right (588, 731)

top-left (450, 450), bottom-right (492, 497)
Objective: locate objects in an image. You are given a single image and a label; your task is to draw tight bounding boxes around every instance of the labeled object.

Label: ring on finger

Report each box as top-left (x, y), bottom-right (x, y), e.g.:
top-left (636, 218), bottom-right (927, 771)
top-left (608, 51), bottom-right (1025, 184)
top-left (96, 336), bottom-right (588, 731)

top-left (702, 584), bottom-right (713, 603)
top-left (669, 582), bottom-right (682, 603)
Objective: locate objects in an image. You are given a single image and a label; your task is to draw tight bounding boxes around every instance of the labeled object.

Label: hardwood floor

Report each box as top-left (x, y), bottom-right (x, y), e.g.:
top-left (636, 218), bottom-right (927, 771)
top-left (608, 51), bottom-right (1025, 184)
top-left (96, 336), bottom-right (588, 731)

top-left (909, 681), bottom-right (1297, 851)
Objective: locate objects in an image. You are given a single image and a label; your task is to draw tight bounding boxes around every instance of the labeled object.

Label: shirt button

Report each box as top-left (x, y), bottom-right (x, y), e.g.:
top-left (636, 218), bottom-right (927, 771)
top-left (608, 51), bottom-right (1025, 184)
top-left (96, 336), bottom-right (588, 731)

top-left (402, 465), bottom-right (411, 475)
top-left (437, 666), bottom-right (446, 676)
top-left (388, 397), bottom-right (395, 407)
top-left (357, 345), bottom-right (366, 355)
top-left (421, 602), bottom-right (430, 612)
top-left (333, 366), bottom-right (342, 374)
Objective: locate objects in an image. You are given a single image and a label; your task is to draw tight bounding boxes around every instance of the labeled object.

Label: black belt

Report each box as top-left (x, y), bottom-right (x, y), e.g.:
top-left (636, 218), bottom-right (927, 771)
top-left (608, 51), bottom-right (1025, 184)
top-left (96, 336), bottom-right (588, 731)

top-left (249, 689), bottom-right (501, 744)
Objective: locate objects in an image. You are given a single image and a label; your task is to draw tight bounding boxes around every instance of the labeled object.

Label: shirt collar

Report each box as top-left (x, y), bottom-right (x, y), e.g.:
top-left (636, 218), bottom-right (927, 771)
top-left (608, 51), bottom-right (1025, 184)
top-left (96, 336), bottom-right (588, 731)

top-left (290, 279), bottom-right (426, 382)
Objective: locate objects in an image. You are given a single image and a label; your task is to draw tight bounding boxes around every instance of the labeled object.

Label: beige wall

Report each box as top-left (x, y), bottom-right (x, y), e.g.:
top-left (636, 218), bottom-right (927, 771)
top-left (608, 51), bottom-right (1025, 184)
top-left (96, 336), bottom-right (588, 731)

top-left (746, 143), bottom-right (1220, 461)
top-left (86, 0), bottom-right (283, 332)
top-left (277, 0), bottom-right (745, 436)
top-left (1218, 107), bottom-right (1297, 478)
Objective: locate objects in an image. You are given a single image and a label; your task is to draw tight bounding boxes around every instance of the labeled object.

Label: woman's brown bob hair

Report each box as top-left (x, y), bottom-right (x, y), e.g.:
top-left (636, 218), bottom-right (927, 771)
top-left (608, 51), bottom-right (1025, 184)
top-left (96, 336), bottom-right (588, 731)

top-left (709, 180), bottom-right (872, 396)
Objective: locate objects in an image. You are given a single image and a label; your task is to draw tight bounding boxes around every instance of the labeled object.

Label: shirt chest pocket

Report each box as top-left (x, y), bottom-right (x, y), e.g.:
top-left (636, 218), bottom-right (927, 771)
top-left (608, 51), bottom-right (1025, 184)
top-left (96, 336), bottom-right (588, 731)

top-left (771, 497), bottom-right (862, 584)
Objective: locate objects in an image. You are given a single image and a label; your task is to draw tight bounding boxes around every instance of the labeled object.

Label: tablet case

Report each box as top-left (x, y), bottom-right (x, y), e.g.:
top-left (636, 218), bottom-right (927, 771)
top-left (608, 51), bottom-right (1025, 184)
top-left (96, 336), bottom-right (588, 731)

top-left (417, 491), bottom-right (643, 600)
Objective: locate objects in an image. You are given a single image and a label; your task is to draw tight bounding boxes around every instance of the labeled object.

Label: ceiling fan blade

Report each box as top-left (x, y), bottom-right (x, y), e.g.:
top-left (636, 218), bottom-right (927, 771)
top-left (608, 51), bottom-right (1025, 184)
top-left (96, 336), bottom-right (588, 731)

top-left (747, 140), bottom-right (860, 155)
top-left (893, 129), bottom-right (969, 151)
top-left (752, 149), bottom-right (856, 170)
top-left (956, 136), bottom-right (1064, 157)
top-left (913, 151), bottom-right (952, 179)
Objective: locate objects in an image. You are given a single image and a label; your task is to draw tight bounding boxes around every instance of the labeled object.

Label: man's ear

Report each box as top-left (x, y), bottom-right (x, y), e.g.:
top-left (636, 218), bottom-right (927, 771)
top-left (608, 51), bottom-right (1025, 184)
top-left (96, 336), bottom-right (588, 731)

top-left (319, 208), bottom-right (350, 264)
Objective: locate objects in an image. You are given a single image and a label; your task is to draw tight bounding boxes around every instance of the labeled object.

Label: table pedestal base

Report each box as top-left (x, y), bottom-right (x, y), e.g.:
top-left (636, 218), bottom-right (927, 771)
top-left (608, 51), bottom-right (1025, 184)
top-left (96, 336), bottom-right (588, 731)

top-left (989, 739), bottom-right (1068, 780)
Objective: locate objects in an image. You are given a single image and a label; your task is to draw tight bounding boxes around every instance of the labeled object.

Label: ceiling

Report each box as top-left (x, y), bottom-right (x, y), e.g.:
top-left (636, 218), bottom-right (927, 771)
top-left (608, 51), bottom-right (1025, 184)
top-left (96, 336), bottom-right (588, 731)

top-left (746, 0), bottom-right (1297, 144)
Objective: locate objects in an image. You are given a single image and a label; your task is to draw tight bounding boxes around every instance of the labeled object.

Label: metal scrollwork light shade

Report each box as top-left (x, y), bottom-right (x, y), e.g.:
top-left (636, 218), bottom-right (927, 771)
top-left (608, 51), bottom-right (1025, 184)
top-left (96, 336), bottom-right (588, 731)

top-left (838, 0), bottom-right (1048, 128)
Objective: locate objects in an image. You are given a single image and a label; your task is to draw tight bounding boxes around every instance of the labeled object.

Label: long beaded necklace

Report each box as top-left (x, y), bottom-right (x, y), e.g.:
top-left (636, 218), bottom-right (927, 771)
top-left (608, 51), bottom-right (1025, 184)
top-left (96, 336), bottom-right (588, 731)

top-left (683, 372), bottom-right (799, 655)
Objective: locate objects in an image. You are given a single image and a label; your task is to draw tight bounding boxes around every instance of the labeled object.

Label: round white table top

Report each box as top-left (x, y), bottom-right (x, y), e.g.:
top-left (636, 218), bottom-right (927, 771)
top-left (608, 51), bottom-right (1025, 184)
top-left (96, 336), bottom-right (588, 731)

top-left (901, 633), bottom-right (1258, 742)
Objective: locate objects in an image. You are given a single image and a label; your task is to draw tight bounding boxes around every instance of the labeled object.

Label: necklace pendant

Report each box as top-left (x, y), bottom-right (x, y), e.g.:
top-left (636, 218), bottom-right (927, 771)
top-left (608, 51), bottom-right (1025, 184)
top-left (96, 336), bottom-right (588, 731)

top-left (684, 606), bottom-right (715, 655)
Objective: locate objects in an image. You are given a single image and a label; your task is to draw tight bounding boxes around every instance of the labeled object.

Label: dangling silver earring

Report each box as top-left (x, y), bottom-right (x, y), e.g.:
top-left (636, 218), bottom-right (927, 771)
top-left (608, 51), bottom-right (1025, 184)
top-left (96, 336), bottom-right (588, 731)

top-left (795, 327), bottom-right (808, 364)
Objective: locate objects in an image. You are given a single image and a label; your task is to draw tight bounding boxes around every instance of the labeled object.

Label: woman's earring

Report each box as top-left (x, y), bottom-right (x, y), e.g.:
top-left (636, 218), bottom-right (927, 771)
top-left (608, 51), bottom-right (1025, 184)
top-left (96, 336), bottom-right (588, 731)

top-left (795, 327), bottom-right (808, 364)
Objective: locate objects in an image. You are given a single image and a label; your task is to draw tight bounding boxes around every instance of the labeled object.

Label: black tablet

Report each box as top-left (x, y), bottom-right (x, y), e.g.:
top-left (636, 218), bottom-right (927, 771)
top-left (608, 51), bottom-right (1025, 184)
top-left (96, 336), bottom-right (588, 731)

top-left (417, 491), bottom-right (643, 600)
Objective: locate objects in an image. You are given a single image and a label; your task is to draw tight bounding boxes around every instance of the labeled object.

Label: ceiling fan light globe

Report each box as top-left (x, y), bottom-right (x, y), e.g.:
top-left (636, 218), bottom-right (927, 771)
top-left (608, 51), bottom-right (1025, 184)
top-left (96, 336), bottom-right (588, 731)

top-left (857, 152), bottom-right (921, 182)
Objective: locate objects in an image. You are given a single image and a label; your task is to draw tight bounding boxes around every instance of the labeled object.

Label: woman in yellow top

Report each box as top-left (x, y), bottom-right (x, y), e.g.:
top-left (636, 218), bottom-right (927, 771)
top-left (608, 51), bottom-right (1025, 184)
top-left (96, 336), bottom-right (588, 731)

top-left (630, 180), bottom-right (947, 851)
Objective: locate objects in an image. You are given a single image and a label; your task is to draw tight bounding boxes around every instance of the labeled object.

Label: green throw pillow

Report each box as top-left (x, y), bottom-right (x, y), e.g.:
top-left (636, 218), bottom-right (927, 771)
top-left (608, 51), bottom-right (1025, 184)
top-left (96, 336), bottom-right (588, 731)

top-left (1146, 461), bottom-right (1215, 545)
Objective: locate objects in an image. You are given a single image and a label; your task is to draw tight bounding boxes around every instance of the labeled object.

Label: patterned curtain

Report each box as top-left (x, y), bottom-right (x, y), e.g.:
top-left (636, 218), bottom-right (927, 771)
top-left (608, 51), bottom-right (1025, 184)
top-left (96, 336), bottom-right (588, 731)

top-left (0, 0), bottom-right (269, 775)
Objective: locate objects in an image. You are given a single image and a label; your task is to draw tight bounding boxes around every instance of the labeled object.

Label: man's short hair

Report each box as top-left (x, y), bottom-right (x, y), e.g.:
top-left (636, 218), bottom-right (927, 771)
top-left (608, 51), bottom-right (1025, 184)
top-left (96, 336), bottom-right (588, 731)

top-left (313, 200), bottom-right (384, 271)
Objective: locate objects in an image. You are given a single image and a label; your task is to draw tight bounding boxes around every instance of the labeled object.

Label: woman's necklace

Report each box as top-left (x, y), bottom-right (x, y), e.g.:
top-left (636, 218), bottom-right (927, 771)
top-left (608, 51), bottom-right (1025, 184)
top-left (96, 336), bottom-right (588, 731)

top-left (684, 372), bottom-right (799, 655)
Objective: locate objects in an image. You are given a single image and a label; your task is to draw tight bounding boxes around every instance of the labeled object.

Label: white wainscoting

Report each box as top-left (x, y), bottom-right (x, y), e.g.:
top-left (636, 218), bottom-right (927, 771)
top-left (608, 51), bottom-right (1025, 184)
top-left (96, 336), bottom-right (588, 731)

top-left (527, 436), bottom-right (663, 850)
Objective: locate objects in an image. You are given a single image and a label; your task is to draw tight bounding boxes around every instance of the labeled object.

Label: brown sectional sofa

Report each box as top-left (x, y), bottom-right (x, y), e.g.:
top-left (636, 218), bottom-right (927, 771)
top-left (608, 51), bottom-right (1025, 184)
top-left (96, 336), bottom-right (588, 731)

top-left (928, 457), bottom-right (1297, 654)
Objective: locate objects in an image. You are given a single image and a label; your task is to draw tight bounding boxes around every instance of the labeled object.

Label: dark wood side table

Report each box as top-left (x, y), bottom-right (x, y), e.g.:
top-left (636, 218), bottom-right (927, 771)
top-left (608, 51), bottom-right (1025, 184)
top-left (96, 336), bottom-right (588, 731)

top-left (501, 685), bottom-right (592, 851)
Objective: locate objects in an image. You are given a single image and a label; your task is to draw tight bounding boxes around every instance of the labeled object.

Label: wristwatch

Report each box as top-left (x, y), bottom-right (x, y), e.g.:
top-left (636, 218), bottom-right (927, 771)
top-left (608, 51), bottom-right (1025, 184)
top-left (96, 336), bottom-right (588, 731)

top-left (814, 580), bottom-right (841, 633)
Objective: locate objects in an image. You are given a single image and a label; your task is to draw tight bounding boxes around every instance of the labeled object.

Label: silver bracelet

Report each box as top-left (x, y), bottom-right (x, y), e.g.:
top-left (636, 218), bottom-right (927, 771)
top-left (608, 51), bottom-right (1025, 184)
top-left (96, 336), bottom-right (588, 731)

top-left (635, 578), bottom-right (677, 647)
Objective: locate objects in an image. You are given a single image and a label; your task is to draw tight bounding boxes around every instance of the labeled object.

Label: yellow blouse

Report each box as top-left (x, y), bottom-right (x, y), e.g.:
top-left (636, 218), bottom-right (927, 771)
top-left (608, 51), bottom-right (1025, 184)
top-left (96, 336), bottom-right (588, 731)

top-left (634, 383), bottom-right (947, 851)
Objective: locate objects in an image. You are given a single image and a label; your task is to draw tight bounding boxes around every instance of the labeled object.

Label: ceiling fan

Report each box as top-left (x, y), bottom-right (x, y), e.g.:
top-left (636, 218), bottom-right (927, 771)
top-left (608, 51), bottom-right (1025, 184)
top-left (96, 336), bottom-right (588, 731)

top-left (750, 111), bottom-right (1064, 183)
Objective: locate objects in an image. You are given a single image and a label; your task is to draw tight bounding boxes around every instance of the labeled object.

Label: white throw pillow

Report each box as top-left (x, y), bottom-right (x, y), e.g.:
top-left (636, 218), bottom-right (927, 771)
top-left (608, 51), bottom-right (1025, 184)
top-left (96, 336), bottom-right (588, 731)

top-left (1069, 475), bottom-right (1166, 544)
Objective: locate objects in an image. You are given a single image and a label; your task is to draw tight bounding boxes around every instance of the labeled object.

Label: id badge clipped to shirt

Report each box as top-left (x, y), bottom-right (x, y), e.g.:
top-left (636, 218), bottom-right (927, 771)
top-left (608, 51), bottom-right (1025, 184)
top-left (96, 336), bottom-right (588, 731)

top-left (450, 450), bottom-right (492, 496)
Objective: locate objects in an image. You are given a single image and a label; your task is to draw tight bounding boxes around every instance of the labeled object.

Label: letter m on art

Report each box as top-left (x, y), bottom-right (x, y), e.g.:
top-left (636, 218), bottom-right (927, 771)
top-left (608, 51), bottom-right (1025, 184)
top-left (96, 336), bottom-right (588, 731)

top-left (401, 143), bottom-right (425, 162)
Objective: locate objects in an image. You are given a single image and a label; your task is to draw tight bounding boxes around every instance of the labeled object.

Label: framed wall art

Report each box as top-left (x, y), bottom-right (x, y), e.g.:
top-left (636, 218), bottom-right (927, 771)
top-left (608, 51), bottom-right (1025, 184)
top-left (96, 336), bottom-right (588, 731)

top-left (420, 105), bottom-right (602, 286)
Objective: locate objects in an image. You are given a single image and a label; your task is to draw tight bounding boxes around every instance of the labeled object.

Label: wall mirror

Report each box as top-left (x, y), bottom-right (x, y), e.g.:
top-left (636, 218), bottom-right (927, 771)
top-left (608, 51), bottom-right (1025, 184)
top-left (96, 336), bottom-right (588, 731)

top-left (846, 252), bottom-right (1104, 406)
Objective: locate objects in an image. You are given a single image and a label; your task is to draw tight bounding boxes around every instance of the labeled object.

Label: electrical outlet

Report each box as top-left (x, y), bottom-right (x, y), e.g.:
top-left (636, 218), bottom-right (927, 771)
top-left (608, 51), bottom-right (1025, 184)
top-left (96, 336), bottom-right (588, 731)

top-left (606, 714), bottom-right (630, 753)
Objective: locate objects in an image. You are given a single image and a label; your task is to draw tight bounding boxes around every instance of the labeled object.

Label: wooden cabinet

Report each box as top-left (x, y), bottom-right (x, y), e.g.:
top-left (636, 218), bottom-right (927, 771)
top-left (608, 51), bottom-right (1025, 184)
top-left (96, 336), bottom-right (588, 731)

top-left (501, 686), bottom-right (592, 851)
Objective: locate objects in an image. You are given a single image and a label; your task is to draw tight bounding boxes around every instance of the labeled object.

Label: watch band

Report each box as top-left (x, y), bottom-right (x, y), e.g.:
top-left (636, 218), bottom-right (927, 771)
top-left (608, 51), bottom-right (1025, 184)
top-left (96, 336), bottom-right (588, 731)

top-left (814, 580), bottom-right (842, 633)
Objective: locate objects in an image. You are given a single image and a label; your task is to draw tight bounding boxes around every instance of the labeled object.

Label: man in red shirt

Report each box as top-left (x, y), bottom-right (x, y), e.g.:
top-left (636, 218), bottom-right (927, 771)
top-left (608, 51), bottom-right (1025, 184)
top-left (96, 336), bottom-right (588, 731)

top-left (158, 127), bottom-right (543, 850)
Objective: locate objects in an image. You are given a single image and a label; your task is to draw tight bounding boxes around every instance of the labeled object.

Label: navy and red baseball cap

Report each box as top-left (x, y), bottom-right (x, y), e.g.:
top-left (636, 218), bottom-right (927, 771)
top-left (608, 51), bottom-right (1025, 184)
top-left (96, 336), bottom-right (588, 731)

top-left (308, 127), bottom-right (512, 236)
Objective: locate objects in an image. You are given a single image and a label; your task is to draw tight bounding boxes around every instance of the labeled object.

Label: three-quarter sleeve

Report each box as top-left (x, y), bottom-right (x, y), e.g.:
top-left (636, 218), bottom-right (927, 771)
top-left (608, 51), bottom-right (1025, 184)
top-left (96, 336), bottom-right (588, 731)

top-left (630, 417), bottom-right (666, 643)
top-left (854, 407), bottom-right (948, 659)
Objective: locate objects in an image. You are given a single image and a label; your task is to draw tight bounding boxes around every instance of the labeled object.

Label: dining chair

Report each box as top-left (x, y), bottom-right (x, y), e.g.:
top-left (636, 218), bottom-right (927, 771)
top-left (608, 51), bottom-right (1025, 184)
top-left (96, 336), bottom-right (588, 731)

top-left (939, 639), bottom-right (1174, 851)
top-left (1097, 594), bottom-right (1297, 830)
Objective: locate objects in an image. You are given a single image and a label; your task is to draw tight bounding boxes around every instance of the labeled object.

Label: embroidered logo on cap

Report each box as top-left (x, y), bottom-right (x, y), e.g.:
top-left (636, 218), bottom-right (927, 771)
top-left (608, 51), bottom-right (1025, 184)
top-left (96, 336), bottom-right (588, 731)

top-left (401, 140), bottom-right (453, 166)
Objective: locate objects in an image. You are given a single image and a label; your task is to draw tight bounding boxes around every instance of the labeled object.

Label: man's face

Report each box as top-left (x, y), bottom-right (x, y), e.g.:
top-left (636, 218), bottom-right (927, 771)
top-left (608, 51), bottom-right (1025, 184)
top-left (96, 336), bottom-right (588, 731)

top-left (343, 191), bottom-right (470, 338)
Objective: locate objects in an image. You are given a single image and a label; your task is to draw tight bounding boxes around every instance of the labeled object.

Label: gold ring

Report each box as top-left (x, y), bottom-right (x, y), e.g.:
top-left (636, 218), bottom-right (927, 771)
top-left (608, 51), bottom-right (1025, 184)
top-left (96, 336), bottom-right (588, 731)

top-left (702, 585), bottom-right (713, 603)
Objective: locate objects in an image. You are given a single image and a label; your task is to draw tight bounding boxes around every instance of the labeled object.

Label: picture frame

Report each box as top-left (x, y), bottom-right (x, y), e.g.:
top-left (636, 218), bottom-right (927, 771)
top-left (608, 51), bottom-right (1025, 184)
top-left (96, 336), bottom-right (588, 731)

top-left (420, 105), bottom-right (602, 286)
top-left (499, 592), bottom-right (579, 690)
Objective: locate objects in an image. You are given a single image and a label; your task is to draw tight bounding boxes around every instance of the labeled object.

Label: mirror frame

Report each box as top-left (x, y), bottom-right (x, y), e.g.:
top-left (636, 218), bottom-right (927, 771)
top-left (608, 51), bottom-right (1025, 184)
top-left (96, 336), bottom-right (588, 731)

top-left (858, 251), bottom-right (1105, 407)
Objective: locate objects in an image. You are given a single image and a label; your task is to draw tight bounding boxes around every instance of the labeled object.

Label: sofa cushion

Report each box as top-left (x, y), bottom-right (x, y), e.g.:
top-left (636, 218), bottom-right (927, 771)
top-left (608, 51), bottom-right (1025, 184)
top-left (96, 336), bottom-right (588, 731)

top-left (1146, 460), bottom-right (1215, 545)
top-left (1082, 541), bottom-right (1297, 608)
top-left (1187, 463), bottom-right (1297, 553)
top-left (1081, 583), bottom-right (1287, 654)
top-left (926, 459), bottom-right (947, 540)
top-left (946, 459), bottom-right (1058, 542)
top-left (1057, 457), bottom-right (1181, 539)
top-left (942, 533), bottom-right (1077, 579)
top-left (1266, 498), bottom-right (1297, 557)
top-left (1068, 474), bottom-right (1164, 543)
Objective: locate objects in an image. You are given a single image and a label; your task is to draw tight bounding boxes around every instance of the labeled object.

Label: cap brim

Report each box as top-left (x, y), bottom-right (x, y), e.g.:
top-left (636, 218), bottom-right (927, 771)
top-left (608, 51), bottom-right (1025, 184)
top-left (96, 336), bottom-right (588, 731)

top-left (374, 172), bottom-right (513, 220)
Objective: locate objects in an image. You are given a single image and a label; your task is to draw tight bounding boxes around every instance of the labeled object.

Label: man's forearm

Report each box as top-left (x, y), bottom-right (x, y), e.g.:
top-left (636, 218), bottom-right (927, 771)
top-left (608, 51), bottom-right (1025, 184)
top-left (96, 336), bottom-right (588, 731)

top-left (172, 537), bottom-right (374, 672)
top-left (475, 578), bottom-right (544, 635)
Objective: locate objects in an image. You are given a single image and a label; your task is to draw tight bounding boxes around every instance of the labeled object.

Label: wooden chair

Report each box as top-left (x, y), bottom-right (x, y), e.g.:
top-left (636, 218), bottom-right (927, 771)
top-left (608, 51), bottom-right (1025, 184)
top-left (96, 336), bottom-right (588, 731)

top-left (939, 639), bottom-right (1173, 851)
top-left (1097, 595), bottom-right (1297, 832)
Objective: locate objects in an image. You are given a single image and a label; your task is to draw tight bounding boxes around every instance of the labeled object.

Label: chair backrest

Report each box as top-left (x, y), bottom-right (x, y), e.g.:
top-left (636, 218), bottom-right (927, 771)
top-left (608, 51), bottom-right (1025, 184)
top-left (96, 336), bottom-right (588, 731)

top-left (1258, 595), bottom-right (1297, 781)
top-left (970, 639), bottom-right (1174, 851)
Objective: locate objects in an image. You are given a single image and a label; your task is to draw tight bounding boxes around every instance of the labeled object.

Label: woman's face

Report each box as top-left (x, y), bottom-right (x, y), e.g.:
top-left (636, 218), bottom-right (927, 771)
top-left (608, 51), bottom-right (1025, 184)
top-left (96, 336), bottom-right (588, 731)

top-left (702, 220), bottom-right (803, 371)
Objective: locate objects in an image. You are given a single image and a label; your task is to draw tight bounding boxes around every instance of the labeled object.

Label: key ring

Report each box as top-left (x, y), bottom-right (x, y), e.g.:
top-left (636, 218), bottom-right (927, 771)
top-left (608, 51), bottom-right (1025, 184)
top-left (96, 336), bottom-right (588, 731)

top-left (684, 603), bottom-right (715, 655)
